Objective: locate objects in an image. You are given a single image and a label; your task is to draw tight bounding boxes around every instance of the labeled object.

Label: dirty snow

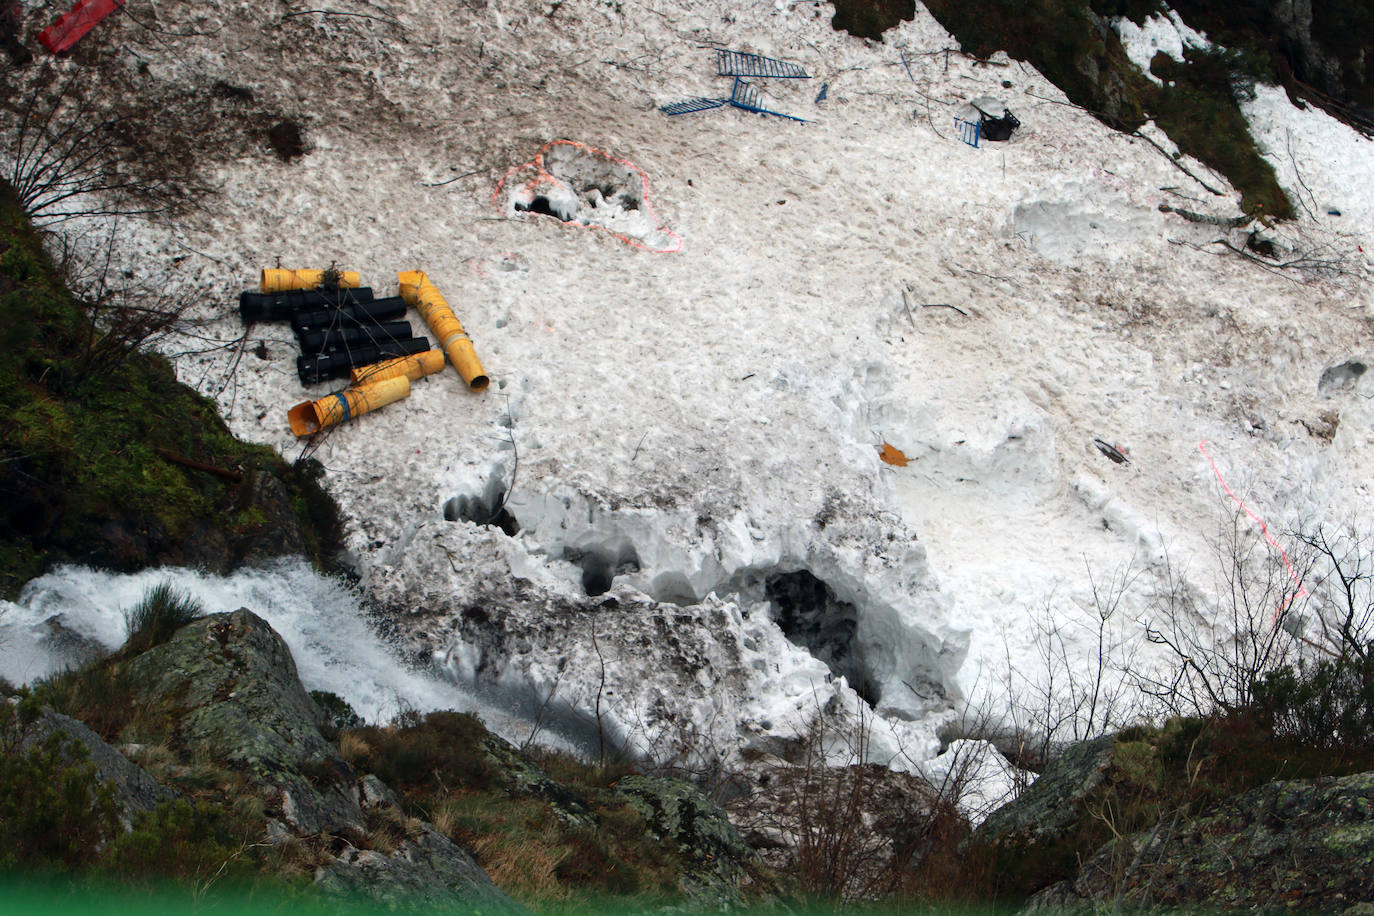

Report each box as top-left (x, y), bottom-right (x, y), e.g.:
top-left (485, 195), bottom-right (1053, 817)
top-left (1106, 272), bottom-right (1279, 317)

top-left (7, 0), bottom-right (1374, 800)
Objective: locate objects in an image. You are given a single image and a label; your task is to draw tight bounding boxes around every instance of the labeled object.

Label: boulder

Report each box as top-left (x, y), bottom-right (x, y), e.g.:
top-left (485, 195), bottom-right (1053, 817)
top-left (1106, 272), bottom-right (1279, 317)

top-left (615, 774), bottom-right (768, 907)
top-left (123, 608), bottom-right (366, 836)
top-left (21, 708), bottom-right (175, 828)
top-left (316, 823), bottom-right (527, 915)
top-left (1040, 771), bottom-right (1374, 912)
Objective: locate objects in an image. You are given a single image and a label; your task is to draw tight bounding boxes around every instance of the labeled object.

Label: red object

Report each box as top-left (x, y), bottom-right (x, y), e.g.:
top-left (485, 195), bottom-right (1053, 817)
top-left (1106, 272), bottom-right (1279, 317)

top-left (37, 0), bottom-right (124, 54)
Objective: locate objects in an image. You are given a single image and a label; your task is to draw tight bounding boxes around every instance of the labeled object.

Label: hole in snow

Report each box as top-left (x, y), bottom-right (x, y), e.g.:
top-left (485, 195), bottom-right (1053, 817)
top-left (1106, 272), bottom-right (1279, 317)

top-left (515, 195), bottom-right (574, 222)
top-left (498, 139), bottom-right (681, 252)
top-left (565, 541), bottom-right (640, 597)
top-left (443, 474), bottom-right (519, 536)
top-left (764, 570), bottom-right (879, 706)
top-left (1319, 360), bottom-right (1367, 394)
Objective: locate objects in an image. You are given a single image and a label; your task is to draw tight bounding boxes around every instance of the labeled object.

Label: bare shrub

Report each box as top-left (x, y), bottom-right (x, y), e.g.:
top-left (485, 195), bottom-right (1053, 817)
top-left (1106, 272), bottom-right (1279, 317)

top-left (727, 694), bottom-right (993, 907)
top-left (1134, 513), bottom-right (1315, 717)
top-left (4, 64), bottom-right (189, 225)
top-left (997, 560), bottom-right (1144, 771)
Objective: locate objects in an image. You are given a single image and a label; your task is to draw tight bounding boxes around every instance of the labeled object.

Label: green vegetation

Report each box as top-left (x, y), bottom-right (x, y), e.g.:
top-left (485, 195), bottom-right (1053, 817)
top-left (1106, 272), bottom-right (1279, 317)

top-left (830, 0), bottom-right (915, 42)
top-left (0, 179), bottom-right (341, 598)
top-left (0, 694), bottom-right (121, 873)
top-left (340, 711), bottom-right (690, 909)
top-left (121, 582), bottom-right (205, 655)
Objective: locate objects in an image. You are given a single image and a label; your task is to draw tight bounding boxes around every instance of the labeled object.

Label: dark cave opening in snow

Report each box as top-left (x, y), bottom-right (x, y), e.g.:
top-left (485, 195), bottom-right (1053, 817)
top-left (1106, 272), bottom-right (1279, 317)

top-left (764, 569), bottom-right (879, 707)
top-left (566, 541), bottom-right (641, 597)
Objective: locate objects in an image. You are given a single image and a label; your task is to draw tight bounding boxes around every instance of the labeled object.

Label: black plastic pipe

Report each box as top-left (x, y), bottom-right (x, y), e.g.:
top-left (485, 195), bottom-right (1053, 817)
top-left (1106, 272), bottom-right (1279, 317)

top-left (296, 337), bottom-right (432, 385)
top-left (296, 321), bottom-right (415, 354)
top-left (290, 297), bottom-right (408, 331)
top-left (239, 287), bottom-right (375, 322)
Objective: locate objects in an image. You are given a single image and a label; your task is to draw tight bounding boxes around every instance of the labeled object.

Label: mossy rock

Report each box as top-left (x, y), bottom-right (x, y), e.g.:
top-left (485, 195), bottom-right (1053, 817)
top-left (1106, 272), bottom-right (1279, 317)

top-left (0, 180), bottom-right (343, 598)
top-left (122, 608), bottom-right (366, 835)
top-left (1060, 771), bottom-right (1374, 910)
top-left (614, 774), bottom-right (768, 908)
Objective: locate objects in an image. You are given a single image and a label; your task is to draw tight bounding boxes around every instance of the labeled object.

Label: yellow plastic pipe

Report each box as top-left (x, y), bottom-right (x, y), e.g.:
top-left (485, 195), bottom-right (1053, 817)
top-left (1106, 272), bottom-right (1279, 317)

top-left (349, 348), bottom-right (446, 386)
top-left (287, 375), bottom-right (410, 437)
top-left (396, 270), bottom-right (489, 391)
top-left (261, 268), bottom-right (361, 293)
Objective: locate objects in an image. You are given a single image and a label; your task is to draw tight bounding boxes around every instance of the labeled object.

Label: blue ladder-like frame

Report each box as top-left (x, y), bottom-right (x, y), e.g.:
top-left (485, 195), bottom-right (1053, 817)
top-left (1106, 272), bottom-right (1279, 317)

top-left (716, 49), bottom-right (810, 79)
top-left (728, 78), bottom-right (809, 122)
top-left (954, 116), bottom-right (981, 148)
top-left (660, 97), bottom-right (728, 116)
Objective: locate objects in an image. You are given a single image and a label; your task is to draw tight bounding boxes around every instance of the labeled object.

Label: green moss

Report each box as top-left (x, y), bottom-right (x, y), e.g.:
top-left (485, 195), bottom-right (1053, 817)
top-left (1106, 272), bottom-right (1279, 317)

top-left (0, 178), bottom-right (343, 598)
top-left (1151, 50), bottom-right (1292, 217)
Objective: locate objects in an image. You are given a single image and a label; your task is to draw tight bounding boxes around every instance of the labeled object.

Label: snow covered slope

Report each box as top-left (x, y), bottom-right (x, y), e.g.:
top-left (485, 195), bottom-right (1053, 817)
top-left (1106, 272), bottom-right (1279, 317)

top-left (13, 0), bottom-right (1374, 775)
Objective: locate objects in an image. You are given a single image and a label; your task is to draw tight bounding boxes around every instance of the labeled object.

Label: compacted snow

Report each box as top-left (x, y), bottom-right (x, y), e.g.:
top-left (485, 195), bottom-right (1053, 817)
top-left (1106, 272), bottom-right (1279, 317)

top-left (6, 0), bottom-right (1373, 798)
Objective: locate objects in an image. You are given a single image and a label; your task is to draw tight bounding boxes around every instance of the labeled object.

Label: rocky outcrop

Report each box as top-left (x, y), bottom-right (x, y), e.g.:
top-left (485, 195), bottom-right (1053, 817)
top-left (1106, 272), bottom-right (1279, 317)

top-left (21, 708), bottom-right (175, 828)
top-left (318, 767), bottom-right (525, 915)
top-left (317, 823), bottom-right (526, 915)
top-left (616, 774), bottom-right (769, 907)
top-left (105, 608), bottom-right (524, 911)
top-left (970, 733), bottom-right (1118, 900)
top-left (1029, 771), bottom-right (1374, 912)
top-left (123, 608), bottom-right (366, 836)
top-left (480, 734), bottom-right (598, 829)
top-left (975, 735), bottom-right (1116, 847)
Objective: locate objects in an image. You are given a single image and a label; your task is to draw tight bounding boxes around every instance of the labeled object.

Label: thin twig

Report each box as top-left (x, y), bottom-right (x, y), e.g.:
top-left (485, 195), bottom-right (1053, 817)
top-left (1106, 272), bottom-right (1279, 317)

top-left (1131, 131), bottom-right (1226, 197)
top-left (484, 395), bottom-right (517, 526)
top-left (422, 169), bottom-right (484, 188)
top-left (282, 8), bottom-right (400, 26)
top-left (922, 302), bottom-right (968, 316)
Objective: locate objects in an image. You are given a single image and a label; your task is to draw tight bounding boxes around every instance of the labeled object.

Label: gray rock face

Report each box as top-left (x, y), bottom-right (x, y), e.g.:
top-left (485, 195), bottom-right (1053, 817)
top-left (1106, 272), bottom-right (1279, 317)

top-left (109, 608), bottom-right (524, 912)
top-left (1041, 771), bottom-right (1374, 912)
top-left (316, 824), bottom-right (527, 915)
top-left (975, 734), bottom-right (1115, 849)
top-left (23, 708), bottom-right (175, 828)
top-left (616, 774), bottom-right (767, 907)
top-left (123, 608), bottom-right (365, 836)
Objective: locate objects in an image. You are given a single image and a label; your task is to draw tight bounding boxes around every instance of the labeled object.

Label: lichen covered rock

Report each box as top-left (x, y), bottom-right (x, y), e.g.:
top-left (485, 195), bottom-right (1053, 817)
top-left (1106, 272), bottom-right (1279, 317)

top-left (1053, 771), bottom-right (1374, 911)
top-left (615, 774), bottom-right (767, 907)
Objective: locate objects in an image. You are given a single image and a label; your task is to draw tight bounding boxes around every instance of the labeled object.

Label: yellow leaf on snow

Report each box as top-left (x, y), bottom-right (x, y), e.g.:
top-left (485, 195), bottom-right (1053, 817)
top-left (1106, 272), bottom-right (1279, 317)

top-left (879, 442), bottom-right (909, 466)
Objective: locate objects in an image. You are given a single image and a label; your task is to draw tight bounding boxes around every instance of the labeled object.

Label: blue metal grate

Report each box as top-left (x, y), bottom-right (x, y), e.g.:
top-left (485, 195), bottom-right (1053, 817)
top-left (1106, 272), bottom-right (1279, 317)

top-left (954, 116), bottom-right (981, 148)
top-left (660, 96), bottom-right (728, 116)
top-left (728, 78), bottom-right (809, 122)
top-left (716, 49), bottom-right (809, 79)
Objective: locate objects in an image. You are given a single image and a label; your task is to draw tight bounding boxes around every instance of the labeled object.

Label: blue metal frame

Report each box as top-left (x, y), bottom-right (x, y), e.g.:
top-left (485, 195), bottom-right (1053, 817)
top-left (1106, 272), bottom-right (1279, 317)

top-left (660, 97), bottom-right (728, 116)
top-left (954, 116), bottom-right (981, 148)
top-left (715, 49), bottom-right (810, 79)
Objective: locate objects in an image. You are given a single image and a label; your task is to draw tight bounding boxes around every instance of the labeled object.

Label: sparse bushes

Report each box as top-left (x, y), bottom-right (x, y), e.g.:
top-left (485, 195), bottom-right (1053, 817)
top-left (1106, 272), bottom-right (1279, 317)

top-left (1253, 649), bottom-right (1374, 750)
top-left (341, 710), bottom-right (498, 795)
top-left (0, 693), bottom-right (122, 872)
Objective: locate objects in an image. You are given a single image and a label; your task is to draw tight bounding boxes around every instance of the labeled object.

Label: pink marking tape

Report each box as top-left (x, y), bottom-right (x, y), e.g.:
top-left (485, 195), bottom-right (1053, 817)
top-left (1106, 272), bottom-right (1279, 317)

top-left (1198, 440), bottom-right (1308, 623)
